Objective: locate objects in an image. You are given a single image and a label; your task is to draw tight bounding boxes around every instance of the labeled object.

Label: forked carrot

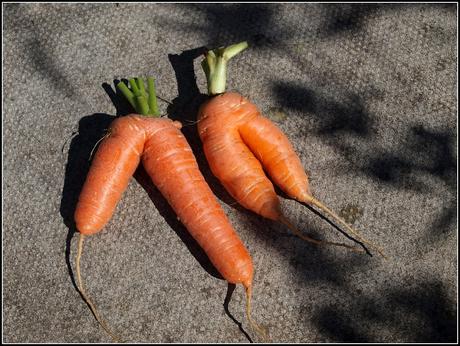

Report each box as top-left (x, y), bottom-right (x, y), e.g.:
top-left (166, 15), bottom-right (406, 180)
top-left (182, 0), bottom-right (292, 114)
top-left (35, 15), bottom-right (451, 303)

top-left (74, 77), bottom-right (268, 342)
top-left (197, 42), bottom-right (386, 259)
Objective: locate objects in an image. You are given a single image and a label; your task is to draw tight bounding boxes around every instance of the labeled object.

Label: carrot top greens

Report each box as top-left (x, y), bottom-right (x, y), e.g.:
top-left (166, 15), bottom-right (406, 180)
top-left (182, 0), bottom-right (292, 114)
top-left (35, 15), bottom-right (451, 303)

top-left (117, 77), bottom-right (160, 117)
top-left (201, 41), bottom-right (248, 96)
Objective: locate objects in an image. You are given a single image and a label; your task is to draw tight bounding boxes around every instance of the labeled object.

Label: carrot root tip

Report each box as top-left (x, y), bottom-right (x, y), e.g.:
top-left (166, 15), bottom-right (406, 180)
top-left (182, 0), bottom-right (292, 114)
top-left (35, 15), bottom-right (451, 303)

top-left (300, 197), bottom-right (387, 259)
top-left (278, 214), bottom-right (365, 254)
top-left (245, 286), bottom-right (271, 342)
top-left (76, 234), bottom-right (122, 342)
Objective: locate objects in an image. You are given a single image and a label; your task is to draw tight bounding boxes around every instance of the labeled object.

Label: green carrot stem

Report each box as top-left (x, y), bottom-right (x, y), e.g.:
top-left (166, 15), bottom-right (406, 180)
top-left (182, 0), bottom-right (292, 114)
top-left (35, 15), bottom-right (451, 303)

top-left (201, 41), bottom-right (248, 95)
top-left (137, 77), bottom-right (147, 97)
top-left (116, 77), bottom-right (160, 117)
top-left (116, 81), bottom-right (136, 110)
top-left (206, 50), bottom-right (216, 75)
top-left (136, 95), bottom-right (149, 115)
top-left (129, 78), bottom-right (140, 96)
top-left (147, 78), bottom-right (159, 116)
top-left (212, 56), bottom-right (227, 96)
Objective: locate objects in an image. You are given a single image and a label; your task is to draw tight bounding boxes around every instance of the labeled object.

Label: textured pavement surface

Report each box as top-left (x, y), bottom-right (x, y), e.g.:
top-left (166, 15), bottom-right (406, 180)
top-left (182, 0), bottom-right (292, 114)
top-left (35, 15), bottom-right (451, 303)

top-left (3, 3), bottom-right (457, 343)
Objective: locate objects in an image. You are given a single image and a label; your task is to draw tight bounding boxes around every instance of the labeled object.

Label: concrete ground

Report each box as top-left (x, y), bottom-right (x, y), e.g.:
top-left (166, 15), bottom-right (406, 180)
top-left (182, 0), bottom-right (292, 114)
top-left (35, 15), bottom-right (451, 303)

top-left (3, 3), bottom-right (457, 343)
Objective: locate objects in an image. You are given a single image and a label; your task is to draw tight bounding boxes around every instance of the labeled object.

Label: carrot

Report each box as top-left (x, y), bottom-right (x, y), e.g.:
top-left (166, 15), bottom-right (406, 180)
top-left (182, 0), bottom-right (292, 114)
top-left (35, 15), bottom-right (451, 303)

top-left (197, 42), bottom-right (386, 259)
top-left (73, 77), bottom-right (268, 342)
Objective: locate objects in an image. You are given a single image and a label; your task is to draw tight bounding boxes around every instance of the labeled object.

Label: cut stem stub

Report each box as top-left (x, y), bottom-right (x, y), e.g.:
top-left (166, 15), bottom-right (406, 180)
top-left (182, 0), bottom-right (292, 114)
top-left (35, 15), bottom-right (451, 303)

top-left (201, 41), bottom-right (248, 95)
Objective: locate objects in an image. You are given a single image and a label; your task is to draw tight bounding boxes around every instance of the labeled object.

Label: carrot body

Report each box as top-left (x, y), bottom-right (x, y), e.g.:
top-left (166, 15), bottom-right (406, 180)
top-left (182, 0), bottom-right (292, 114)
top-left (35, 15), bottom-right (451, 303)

top-left (198, 90), bottom-right (385, 258)
top-left (198, 92), bottom-right (311, 221)
top-left (75, 116), bottom-right (145, 235)
top-left (75, 114), bottom-right (253, 287)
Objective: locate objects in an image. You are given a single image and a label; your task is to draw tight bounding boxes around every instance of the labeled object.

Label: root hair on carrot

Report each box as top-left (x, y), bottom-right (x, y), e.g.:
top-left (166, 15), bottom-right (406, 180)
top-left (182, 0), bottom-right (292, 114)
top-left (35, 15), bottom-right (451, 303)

top-left (89, 130), bottom-right (111, 162)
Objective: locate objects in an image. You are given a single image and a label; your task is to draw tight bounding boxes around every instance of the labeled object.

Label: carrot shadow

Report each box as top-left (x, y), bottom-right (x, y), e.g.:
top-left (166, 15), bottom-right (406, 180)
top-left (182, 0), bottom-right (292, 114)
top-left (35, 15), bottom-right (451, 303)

top-left (223, 283), bottom-right (253, 343)
top-left (301, 202), bottom-right (373, 257)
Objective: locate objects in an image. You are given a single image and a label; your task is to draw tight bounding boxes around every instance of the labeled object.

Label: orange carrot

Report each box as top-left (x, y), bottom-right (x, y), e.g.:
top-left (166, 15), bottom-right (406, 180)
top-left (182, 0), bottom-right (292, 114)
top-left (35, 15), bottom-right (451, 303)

top-left (197, 42), bottom-right (386, 258)
top-left (73, 77), bottom-right (267, 342)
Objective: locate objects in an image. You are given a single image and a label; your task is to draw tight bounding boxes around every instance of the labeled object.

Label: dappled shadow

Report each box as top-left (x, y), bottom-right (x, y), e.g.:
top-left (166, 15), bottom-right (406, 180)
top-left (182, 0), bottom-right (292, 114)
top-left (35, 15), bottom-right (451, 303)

top-left (272, 81), bottom-right (375, 139)
top-left (271, 82), bottom-right (456, 191)
top-left (179, 3), bottom-right (286, 49)
top-left (319, 3), bottom-right (383, 37)
top-left (290, 237), bottom-right (373, 288)
top-left (312, 278), bottom-right (457, 342)
top-left (314, 307), bottom-right (371, 342)
top-left (363, 125), bottom-right (457, 191)
top-left (317, 3), bottom-right (420, 38)
top-left (272, 81), bottom-right (457, 240)
top-left (4, 4), bottom-right (76, 98)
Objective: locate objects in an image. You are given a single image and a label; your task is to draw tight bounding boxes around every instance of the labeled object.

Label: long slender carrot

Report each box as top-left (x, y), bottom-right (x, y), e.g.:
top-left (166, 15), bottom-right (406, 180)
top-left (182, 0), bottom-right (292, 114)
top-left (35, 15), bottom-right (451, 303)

top-left (197, 42), bottom-right (386, 259)
top-left (73, 77), bottom-right (268, 342)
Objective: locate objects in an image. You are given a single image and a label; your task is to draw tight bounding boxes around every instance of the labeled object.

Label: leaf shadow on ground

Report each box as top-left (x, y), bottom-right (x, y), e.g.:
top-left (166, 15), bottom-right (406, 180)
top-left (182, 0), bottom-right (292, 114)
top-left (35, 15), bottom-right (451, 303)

top-left (311, 278), bottom-right (457, 342)
top-left (177, 3), bottom-right (288, 50)
top-left (4, 4), bottom-right (76, 98)
top-left (272, 81), bottom-right (457, 242)
top-left (160, 4), bottom-right (457, 343)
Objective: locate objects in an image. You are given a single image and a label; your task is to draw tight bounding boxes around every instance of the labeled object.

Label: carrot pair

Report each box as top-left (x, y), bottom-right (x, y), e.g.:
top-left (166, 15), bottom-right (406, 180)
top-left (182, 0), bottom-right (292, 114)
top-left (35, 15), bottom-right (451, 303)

top-left (197, 41), bottom-right (386, 258)
top-left (74, 78), bottom-right (267, 342)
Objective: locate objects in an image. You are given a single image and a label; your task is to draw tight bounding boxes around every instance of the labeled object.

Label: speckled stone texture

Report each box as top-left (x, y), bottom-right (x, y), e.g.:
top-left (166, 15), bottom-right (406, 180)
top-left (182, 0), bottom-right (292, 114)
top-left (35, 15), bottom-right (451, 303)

top-left (3, 3), bottom-right (457, 343)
